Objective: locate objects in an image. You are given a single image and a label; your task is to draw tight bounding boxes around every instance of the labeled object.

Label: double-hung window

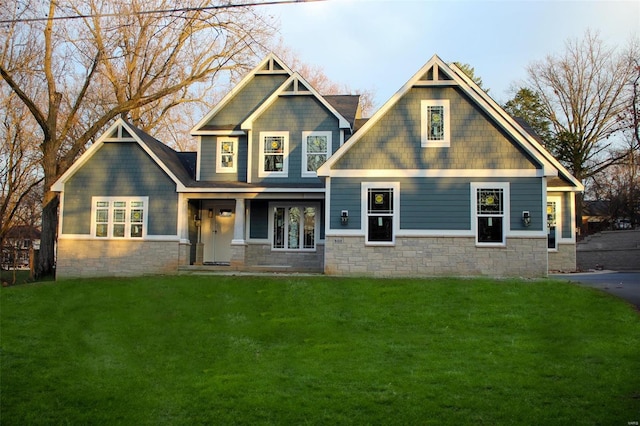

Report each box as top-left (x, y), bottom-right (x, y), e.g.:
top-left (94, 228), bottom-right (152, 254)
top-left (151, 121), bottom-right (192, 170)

top-left (92, 197), bottom-right (148, 239)
top-left (216, 138), bottom-right (237, 173)
top-left (472, 183), bottom-right (509, 246)
top-left (302, 131), bottom-right (331, 177)
top-left (363, 183), bottom-right (399, 245)
top-left (421, 100), bottom-right (450, 147)
top-left (272, 204), bottom-right (318, 251)
top-left (259, 132), bottom-right (288, 177)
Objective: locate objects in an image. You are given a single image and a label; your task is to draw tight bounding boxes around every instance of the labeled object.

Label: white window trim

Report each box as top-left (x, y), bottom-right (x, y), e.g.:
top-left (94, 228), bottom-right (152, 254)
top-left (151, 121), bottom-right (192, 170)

top-left (421, 99), bottom-right (450, 148)
top-left (216, 137), bottom-right (238, 173)
top-left (547, 195), bottom-right (562, 252)
top-left (301, 131), bottom-right (332, 178)
top-left (259, 131), bottom-right (289, 178)
top-left (268, 202), bottom-right (320, 252)
top-left (362, 182), bottom-right (400, 246)
top-left (471, 182), bottom-right (510, 247)
top-left (90, 196), bottom-right (149, 239)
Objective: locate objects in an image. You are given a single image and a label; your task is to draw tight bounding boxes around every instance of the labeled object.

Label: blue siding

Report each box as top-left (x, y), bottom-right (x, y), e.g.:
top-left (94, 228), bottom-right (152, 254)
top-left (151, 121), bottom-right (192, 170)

top-left (205, 74), bottom-right (289, 127)
top-left (334, 86), bottom-right (539, 171)
top-left (252, 96), bottom-right (340, 185)
top-left (330, 177), bottom-right (544, 232)
top-left (62, 143), bottom-right (178, 235)
top-left (199, 135), bottom-right (248, 182)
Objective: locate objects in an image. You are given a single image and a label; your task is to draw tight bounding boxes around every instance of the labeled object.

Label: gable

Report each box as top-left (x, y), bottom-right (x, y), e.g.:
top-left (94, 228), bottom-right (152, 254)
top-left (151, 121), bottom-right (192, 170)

top-left (199, 73), bottom-right (290, 131)
top-left (332, 85), bottom-right (539, 171)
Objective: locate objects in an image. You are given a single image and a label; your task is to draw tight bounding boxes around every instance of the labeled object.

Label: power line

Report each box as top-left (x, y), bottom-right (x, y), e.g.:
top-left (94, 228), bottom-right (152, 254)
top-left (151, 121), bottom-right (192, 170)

top-left (0, 0), bottom-right (325, 24)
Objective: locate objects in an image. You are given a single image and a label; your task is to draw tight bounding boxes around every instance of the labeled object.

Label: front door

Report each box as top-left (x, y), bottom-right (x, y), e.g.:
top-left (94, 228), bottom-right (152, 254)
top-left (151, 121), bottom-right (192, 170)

top-left (202, 202), bottom-right (235, 264)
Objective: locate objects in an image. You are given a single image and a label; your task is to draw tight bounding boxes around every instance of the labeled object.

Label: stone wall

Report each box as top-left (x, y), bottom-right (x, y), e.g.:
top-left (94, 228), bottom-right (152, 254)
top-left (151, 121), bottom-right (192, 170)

top-left (548, 243), bottom-right (577, 273)
top-left (56, 239), bottom-right (183, 279)
top-left (577, 230), bottom-right (640, 271)
top-left (324, 236), bottom-right (548, 278)
top-left (243, 242), bottom-right (324, 272)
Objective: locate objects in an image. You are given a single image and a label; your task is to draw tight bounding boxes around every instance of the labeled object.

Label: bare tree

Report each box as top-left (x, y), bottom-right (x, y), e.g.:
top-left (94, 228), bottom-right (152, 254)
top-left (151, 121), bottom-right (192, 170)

top-left (0, 90), bottom-right (43, 266)
top-left (273, 44), bottom-right (377, 117)
top-left (525, 31), bottom-right (638, 229)
top-left (526, 31), bottom-right (636, 181)
top-left (1, 0), bottom-right (276, 278)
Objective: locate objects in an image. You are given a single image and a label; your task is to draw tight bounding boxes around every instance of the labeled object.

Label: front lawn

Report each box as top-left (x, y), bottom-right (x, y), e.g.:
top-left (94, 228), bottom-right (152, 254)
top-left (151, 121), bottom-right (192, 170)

top-left (1, 275), bottom-right (639, 425)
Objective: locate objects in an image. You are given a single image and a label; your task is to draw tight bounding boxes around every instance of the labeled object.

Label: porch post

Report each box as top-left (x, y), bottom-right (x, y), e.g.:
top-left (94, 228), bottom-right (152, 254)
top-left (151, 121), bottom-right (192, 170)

top-left (230, 198), bottom-right (246, 270)
top-left (177, 194), bottom-right (192, 266)
top-left (232, 198), bottom-right (246, 244)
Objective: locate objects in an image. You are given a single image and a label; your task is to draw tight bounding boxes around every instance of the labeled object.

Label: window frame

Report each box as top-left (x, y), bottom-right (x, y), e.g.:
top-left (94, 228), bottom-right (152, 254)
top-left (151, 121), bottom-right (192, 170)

top-left (259, 131), bottom-right (289, 178)
top-left (362, 182), bottom-right (400, 246)
top-left (90, 196), bottom-right (148, 239)
top-left (216, 137), bottom-right (238, 173)
top-left (269, 202), bottom-right (319, 252)
top-left (301, 131), bottom-right (332, 177)
top-left (547, 196), bottom-right (562, 251)
top-left (421, 99), bottom-right (450, 148)
top-left (471, 182), bottom-right (509, 247)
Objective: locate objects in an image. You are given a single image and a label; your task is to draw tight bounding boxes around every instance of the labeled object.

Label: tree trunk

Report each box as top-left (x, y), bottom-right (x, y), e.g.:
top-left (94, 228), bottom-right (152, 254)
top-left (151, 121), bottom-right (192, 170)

top-left (36, 191), bottom-right (58, 279)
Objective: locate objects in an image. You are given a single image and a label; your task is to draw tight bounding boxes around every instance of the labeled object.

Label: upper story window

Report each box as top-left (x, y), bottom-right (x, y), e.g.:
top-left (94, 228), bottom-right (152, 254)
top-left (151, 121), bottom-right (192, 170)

top-left (91, 197), bottom-right (148, 239)
top-left (363, 182), bottom-right (399, 246)
top-left (216, 138), bottom-right (237, 173)
top-left (259, 131), bottom-right (289, 177)
top-left (302, 131), bottom-right (332, 177)
top-left (472, 183), bottom-right (509, 246)
top-left (421, 99), bottom-right (450, 147)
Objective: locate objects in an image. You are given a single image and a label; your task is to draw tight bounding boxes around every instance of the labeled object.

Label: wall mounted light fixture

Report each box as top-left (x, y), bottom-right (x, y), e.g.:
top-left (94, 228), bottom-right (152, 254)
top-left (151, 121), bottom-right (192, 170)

top-left (341, 210), bottom-right (349, 225)
top-left (522, 211), bottom-right (531, 227)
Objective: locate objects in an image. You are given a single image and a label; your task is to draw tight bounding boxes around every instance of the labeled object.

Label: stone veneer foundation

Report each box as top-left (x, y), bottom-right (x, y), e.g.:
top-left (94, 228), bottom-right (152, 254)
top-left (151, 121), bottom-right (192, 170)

top-left (56, 239), bottom-right (188, 279)
top-left (324, 236), bottom-right (549, 278)
top-left (548, 243), bottom-right (577, 272)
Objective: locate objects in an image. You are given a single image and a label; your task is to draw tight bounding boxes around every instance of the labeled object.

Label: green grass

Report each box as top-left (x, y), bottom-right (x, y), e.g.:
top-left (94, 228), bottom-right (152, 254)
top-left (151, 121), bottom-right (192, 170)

top-left (1, 275), bottom-right (639, 425)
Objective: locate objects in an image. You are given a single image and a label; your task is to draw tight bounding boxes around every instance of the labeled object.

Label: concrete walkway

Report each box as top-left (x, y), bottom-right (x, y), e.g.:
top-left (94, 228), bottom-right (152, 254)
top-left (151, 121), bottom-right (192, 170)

top-left (551, 271), bottom-right (640, 311)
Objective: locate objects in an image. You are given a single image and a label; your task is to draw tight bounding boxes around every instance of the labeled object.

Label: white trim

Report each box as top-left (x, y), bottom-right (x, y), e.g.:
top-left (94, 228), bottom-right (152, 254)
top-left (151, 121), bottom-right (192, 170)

top-left (247, 130), bottom-right (253, 183)
top-left (190, 53), bottom-right (293, 135)
top-left (196, 135), bottom-right (202, 181)
top-left (58, 234), bottom-right (180, 241)
top-left (216, 137), bottom-right (238, 173)
top-left (258, 131), bottom-right (289, 178)
top-left (421, 99), bottom-right (450, 148)
top-left (327, 169), bottom-right (542, 178)
top-left (362, 182), bottom-right (400, 246)
top-left (301, 131), bottom-right (332, 178)
top-left (546, 195), bottom-right (562, 251)
top-left (471, 182), bottom-right (510, 247)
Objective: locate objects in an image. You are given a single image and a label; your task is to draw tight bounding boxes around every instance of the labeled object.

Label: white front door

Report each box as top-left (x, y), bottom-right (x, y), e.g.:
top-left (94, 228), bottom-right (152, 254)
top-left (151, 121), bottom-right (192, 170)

top-left (202, 202), bottom-right (235, 264)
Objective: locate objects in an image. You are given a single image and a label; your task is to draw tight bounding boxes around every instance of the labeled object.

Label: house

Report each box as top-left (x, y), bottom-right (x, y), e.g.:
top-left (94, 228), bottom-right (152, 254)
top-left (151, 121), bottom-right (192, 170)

top-left (51, 53), bottom-right (583, 279)
top-left (1, 225), bottom-right (41, 270)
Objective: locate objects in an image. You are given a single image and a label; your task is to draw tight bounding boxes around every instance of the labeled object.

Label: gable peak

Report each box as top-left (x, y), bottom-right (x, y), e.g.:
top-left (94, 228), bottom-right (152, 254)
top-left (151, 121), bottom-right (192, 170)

top-left (256, 52), bottom-right (293, 75)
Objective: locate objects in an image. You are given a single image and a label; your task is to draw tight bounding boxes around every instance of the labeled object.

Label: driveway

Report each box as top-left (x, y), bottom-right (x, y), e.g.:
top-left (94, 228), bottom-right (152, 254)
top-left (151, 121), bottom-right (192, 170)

top-left (551, 271), bottom-right (640, 311)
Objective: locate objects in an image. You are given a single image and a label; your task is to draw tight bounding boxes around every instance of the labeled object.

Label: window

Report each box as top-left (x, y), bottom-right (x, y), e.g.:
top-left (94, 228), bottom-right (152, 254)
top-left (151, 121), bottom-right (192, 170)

top-left (363, 183), bottom-right (399, 245)
top-left (272, 204), bottom-right (317, 251)
top-left (547, 196), bottom-right (562, 250)
top-left (421, 100), bottom-right (450, 147)
top-left (473, 183), bottom-right (508, 245)
top-left (216, 138), bottom-right (237, 173)
top-left (302, 131), bottom-right (331, 177)
top-left (259, 132), bottom-right (289, 177)
top-left (91, 197), bottom-right (148, 239)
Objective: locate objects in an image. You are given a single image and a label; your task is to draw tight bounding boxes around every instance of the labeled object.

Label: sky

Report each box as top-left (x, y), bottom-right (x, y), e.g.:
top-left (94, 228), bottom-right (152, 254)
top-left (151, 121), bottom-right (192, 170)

top-left (266, 0), bottom-right (639, 111)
